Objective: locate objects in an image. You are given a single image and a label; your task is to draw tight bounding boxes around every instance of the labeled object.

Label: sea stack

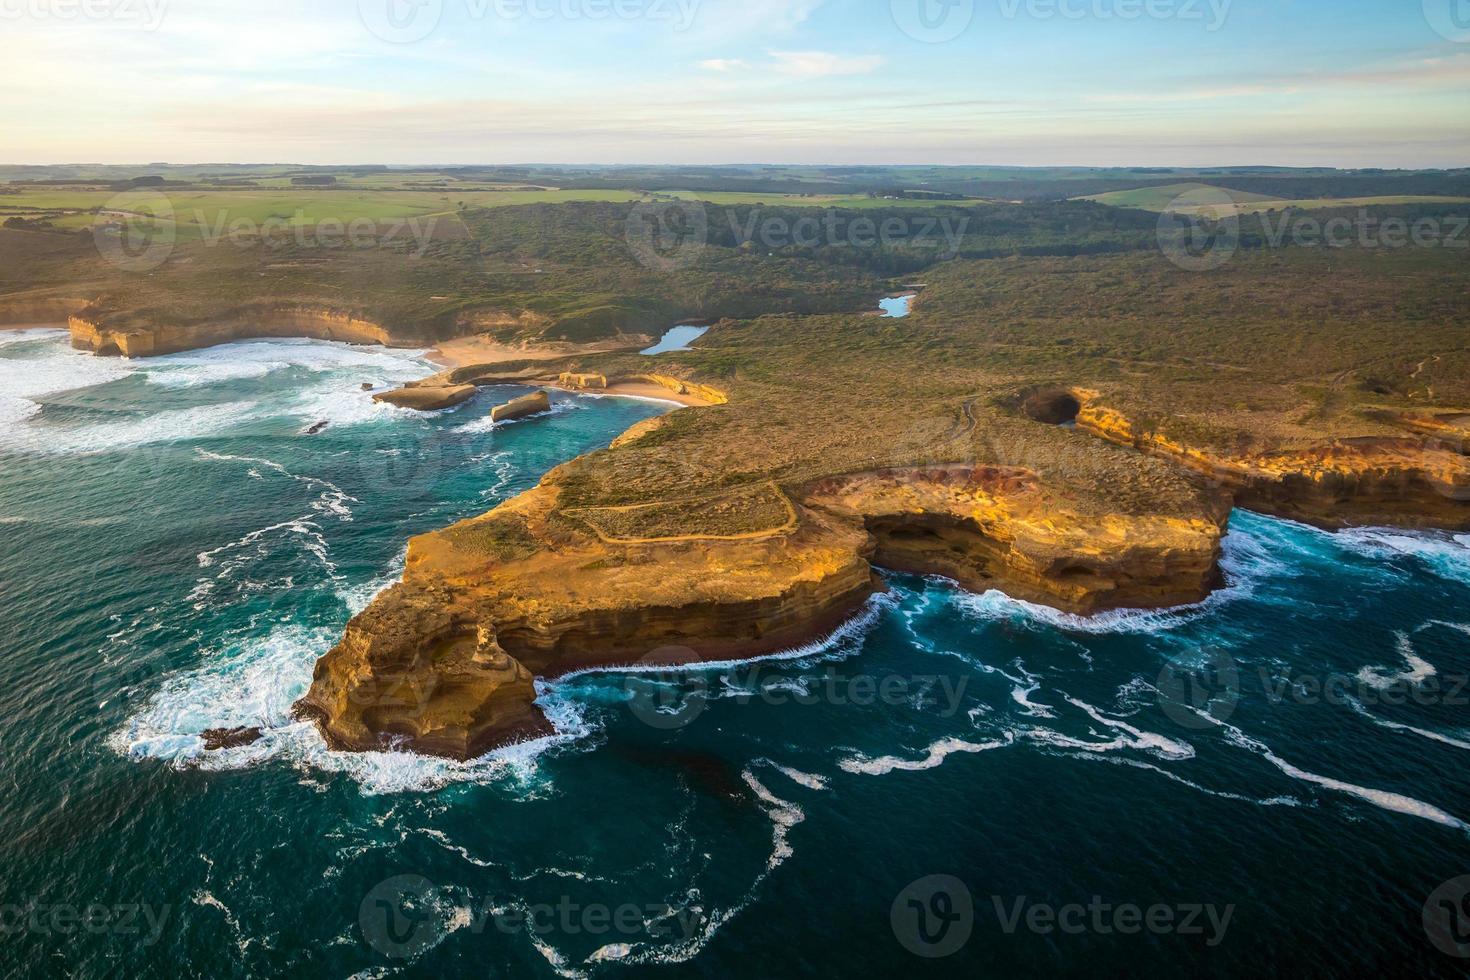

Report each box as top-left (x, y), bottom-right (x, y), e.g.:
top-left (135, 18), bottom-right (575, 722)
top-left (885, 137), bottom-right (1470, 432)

top-left (491, 390), bottom-right (552, 423)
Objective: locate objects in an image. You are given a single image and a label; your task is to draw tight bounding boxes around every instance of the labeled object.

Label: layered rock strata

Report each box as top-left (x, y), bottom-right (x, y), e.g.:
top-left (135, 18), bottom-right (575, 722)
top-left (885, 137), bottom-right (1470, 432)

top-left (297, 464), bottom-right (1226, 758)
top-left (1074, 395), bottom-right (1470, 529)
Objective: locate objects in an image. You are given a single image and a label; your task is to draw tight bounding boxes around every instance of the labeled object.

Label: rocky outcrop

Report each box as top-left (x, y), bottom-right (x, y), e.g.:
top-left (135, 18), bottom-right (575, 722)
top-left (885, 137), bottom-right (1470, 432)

top-left (1075, 398), bottom-right (1470, 529)
top-left (631, 374), bottom-right (731, 406)
top-left (491, 390), bottom-right (551, 423)
top-left (374, 384), bottom-right (478, 411)
top-left (805, 465), bottom-right (1226, 614)
top-left (201, 727), bottom-right (264, 751)
top-left (559, 372), bottom-right (608, 390)
top-left (298, 461), bottom-right (1224, 759)
top-left (295, 583), bottom-right (553, 758)
top-left (70, 305), bottom-right (413, 357)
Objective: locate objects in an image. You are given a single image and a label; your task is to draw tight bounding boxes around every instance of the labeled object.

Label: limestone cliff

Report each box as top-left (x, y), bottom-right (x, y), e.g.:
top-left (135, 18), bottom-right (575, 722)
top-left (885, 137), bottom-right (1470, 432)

top-left (70, 305), bottom-right (410, 357)
top-left (1074, 395), bottom-right (1470, 530)
top-left (298, 462), bottom-right (1224, 759)
top-left (804, 465), bottom-right (1226, 613)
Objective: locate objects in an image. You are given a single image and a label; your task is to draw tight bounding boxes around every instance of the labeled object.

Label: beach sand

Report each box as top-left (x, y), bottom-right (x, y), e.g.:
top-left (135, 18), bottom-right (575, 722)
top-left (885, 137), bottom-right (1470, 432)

top-left (426, 335), bottom-right (648, 370)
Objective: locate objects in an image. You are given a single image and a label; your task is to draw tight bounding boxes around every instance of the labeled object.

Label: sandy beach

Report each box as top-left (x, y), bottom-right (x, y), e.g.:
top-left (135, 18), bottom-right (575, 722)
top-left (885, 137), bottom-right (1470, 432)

top-left (426, 335), bottom-right (648, 370)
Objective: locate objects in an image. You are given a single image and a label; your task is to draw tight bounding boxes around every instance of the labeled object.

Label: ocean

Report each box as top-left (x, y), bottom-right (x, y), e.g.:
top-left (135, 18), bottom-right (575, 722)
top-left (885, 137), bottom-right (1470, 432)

top-left (1, 328), bottom-right (1469, 977)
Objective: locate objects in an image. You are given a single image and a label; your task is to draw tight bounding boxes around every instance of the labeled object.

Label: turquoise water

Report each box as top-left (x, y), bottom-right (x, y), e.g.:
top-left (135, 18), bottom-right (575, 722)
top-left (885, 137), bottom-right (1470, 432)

top-left (879, 294), bottom-right (915, 318)
top-left (2, 329), bottom-right (1470, 977)
top-left (640, 325), bottom-right (709, 356)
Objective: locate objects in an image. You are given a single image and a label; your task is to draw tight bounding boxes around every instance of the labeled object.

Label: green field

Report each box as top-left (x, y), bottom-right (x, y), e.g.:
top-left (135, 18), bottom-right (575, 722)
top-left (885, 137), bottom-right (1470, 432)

top-left (1082, 181), bottom-right (1470, 214)
top-left (1078, 182), bottom-right (1281, 211)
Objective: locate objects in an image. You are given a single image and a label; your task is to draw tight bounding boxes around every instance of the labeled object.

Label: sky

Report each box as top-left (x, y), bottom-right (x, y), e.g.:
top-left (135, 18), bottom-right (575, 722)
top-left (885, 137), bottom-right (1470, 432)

top-left (3, 0), bottom-right (1468, 167)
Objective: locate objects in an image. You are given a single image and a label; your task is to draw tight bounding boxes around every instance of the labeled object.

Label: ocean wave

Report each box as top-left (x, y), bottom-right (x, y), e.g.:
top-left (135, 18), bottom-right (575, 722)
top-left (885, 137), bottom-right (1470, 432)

top-left (949, 522), bottom-right (1278, 635)
top-left (195, 449), bottom-right (358, 521)
top-left (1329, 526), bottom-right (1470, 584)
top-left (0, 327), bottom-right (68, 347)
top-left (111, 617), bottom-right (601, 794)
top-left (141, 338), bottom-right (431, 388)
top-left (0, 338), bottom-right (136, 442)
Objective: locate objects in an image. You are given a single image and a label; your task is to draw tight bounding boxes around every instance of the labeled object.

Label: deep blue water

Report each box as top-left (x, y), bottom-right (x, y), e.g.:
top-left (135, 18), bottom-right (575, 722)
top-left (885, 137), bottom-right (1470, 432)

top-left (2, 329), bottom-right (1469, 978)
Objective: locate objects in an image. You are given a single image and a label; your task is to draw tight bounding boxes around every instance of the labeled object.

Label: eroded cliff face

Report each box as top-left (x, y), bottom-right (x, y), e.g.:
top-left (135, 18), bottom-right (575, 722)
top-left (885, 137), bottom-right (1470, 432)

top-left (298, 463), bottom-right (1225, 758)
top-left (1074, 396), bottom-right (1470, 530)
top-left (805, 465), bottom-right (1227, 614)
top-left (70, 306), bottom-right (407, 357)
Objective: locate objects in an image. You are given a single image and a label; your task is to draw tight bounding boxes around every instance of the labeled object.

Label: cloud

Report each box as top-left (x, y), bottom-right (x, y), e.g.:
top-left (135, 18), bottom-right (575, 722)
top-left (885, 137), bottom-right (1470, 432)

top-left (698, 59), bottom-right (750, 73)
top-left (1086, 52), bottom-right (1470, 104)
top-left (767, 50), bottom-right (885, 77)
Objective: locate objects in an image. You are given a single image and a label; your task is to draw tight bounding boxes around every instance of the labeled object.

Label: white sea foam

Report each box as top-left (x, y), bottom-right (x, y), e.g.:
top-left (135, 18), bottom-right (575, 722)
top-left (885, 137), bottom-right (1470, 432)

top-left (141, 338), bottom-right (431, 390)
top-left (110, 610), bottom-right (601, 795)
top-left (555, 591), bottom-right (897, 684)
top-left (1086, 756), bottom-right (1303, 808)
top-left (0, 339), bottom-right (135, 443)
top-left (838, 733), bottom-right (1015, 776)
top-left (950, 522), bottom-right (1278, 635)
top-left (1022, 696), bottom-right (1195, 761)
top-left (1217, 723), bottom-right (1470, 833)
top-left (1333, 526), bottom-right (1470, 583)
top-left (1344, 697), bottom-right (1470, 752)
top-left (579, 770), bottom-right (811, 970)
top-left (755, 759), bottom-right (829, 791)
top-left (1356, 632), bottom-right (1439, 691)
top-left (196, 449), bottom-right (358, 521)
top-left (0, 327), bottom-right (67, 347)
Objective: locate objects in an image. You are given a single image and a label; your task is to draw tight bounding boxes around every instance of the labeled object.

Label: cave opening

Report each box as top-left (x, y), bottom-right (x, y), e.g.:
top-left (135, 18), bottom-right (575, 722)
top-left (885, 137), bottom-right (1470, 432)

top-left (1022, 390), bottom-right (1082, 426)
